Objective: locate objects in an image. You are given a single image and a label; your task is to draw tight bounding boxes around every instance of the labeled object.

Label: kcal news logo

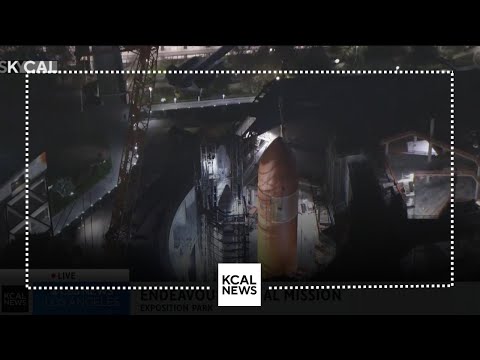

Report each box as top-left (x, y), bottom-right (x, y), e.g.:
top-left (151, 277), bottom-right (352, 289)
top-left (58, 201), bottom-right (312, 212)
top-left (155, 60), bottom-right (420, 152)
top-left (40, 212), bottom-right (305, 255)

top-left (218, 263), bottom-right (261, 307)
top-left (0, 61), bottom-right (57, 74)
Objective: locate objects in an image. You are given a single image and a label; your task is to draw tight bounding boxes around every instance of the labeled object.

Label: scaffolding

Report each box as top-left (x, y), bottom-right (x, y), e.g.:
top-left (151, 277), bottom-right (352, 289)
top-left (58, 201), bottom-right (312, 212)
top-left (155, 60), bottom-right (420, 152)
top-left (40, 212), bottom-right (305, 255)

top-left (198, 137), bottom-right (249, 280)
top-left (0, 153), bottom-right (53, 243)
top-left (198, 143), bottom-right (217, 279)
top-left (205, 211), bottom-right (249, 264)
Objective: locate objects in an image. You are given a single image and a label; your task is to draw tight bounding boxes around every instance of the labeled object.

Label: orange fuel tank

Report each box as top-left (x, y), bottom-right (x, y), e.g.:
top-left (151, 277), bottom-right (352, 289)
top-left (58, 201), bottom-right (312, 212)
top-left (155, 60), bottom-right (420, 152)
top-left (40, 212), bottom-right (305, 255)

top-left (257, 137), bottom-right (298, 279)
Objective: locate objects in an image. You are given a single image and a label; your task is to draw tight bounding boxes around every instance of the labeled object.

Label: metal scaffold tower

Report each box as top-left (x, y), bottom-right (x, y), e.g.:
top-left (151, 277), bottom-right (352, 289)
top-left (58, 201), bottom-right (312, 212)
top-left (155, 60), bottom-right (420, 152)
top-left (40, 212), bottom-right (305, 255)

top-left (197, 137), bottom-right (249, 280)
top-left (197, 143), bottom-right (217, 278)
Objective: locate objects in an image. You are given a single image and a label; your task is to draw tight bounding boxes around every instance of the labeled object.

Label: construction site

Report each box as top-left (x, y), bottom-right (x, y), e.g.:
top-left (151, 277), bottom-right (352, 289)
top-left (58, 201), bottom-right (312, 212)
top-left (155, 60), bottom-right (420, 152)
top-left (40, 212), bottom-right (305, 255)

top-left (1, 46), bottom-right (480, 284)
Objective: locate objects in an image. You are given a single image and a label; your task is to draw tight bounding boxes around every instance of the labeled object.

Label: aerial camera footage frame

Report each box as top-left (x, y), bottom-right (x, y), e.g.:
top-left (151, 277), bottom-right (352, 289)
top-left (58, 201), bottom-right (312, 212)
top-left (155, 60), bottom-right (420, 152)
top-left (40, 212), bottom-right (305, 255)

top-left (23, 68), bottom-right (455, 291)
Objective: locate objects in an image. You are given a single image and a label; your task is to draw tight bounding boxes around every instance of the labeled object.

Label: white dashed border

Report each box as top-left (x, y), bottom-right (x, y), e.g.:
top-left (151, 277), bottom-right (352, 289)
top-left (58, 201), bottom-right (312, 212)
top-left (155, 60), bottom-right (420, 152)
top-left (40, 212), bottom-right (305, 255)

top-left (268, 284), bottom-right (452, 290)
top-left (25, 74), bottom-right (30, 288)
top-left (450, 71), bottom-right (455, 286)
top-left (26, 285), bottom-right (209, 291)
top-left (24, 69), bottom-right (454, 291)
top-left (25, 69), bottom-right (452, 75)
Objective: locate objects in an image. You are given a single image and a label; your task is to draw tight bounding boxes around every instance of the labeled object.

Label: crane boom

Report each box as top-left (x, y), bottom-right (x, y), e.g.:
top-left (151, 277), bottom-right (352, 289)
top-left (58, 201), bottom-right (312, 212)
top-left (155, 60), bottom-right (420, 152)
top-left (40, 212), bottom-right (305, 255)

top-left (107, 46), bottom-right (159, 244)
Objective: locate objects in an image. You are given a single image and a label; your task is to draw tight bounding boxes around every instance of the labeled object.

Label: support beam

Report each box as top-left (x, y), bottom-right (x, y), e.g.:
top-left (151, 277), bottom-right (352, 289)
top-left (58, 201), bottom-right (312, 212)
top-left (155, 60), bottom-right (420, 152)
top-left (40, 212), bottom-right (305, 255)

top-left (476, 166), bottom-right (480, 200)
top-left (427, 117), bottom-right (435, 163)
top-left (427, 118), bottom-right (435, 184)
top-left (28, 189), bottom-right (46, 204)
top-left (414, 169), bottom-right (480, 183)
top-left (345, 159), bottom-right (350, 204)
top-left (10, 215), bottom-right (50, 235)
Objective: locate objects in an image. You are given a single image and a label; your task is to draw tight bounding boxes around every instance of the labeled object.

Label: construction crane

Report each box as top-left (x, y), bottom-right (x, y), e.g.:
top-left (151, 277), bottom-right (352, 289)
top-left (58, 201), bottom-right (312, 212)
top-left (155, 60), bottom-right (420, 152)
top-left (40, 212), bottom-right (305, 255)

top-left (106, 46), bottom-right (159, 245)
